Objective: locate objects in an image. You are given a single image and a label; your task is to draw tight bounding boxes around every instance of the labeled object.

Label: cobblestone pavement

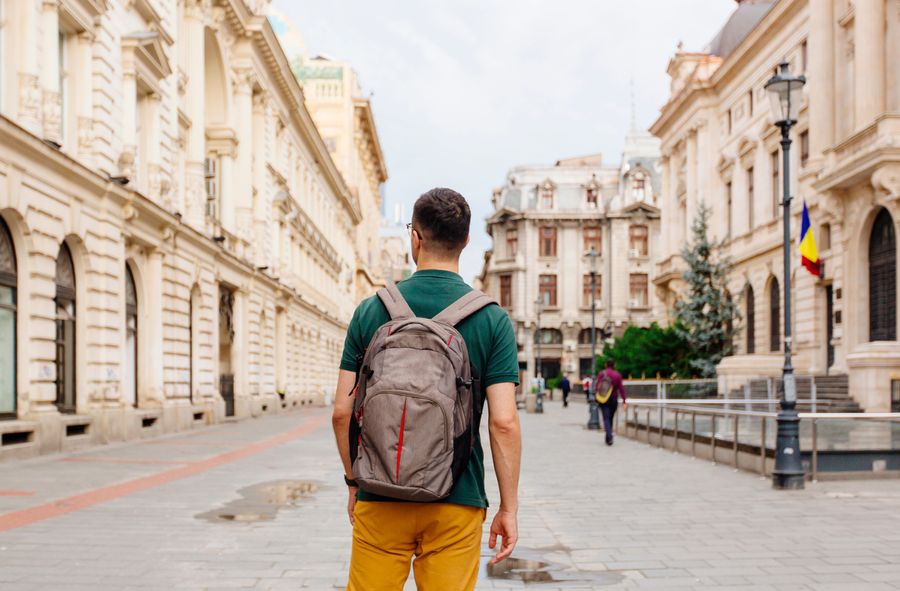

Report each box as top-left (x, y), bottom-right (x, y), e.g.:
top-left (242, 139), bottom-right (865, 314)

top-left (1, 399), bottom-right (900, 590)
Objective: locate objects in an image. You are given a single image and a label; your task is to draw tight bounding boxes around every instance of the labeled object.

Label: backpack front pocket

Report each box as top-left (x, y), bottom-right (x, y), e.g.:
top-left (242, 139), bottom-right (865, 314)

top-left (359, 390), bottom-right (451, 491)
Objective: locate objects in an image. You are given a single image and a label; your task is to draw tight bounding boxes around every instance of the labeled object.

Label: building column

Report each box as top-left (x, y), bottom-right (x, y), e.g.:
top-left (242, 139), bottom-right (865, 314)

top-left (808, 0), bottom-right (835, 161)
top-left (75, 31), bottom-right (94, 163)
top-left (145, 249), bottom-right (165, 403)
top-left (40, 0), bottom-right (61, 144)
top-left (853, 0), bottom-right (885, 130)
top-left (252, 93), bottom-right (268, 266)
top-left (184, 1), bottom-right (206, 228)
top-left (121, 73), bottom-right (137, 179)
top-left (234, 70), bottom-right (254, 242)
top-left (146, 93), bottom-right (162, 200)
top-left (887, 0), bottom-right (900, 112)
top-left (685, 132), bottom-right (698, 237)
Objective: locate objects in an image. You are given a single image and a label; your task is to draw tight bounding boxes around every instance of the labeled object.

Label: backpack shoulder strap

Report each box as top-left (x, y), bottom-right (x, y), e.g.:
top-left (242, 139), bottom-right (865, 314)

top-left (432, 290), bottom-right (497, 327)
top-left (377, 282), bottom-right (414, 321)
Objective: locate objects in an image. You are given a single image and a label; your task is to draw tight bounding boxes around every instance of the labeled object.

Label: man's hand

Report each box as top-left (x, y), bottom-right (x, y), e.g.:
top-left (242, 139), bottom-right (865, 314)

top-left (347, 486), bottom-right (358, 526)
top-left (488, 508), bottom-right (518, 565)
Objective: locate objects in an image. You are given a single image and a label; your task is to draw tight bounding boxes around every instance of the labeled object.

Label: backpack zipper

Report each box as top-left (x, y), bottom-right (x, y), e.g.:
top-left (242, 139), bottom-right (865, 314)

top-left (362, 390), bottom-right (451, 454)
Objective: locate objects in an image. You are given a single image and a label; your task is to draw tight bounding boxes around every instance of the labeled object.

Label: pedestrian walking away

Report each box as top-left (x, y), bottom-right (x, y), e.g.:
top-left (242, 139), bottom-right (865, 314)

top-left (593, 359), bottom-right (627, 445)
top-left (560, 374), bottom-right (571, 407)
top-left (332, 187), bottom-right (522, 591)
top-left (582, 376), bottom-right (591, 403)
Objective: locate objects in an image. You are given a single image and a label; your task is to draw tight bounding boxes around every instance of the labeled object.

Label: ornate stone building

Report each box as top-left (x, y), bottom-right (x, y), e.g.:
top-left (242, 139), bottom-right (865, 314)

top-left (652, 0), bottom-right (900, 410)
top-left (290, 53), bottom-right (388, 302)
top-left (480, 129), bottom-right (665, 384)
top-left (0, 0), bottom-right (375, 460)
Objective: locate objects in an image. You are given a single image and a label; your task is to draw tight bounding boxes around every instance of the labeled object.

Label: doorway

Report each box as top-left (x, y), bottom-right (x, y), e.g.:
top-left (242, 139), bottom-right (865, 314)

top-left (825, 284), bottom-right (834, 372)
top-left (219, 285), bottom-right (235, 417)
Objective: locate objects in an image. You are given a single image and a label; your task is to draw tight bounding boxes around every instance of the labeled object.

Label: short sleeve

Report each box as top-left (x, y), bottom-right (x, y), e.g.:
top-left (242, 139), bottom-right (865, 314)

top-left (483, 310), bottom-right (520, 387)
top-left (339, 306), bottom-right (364, 373)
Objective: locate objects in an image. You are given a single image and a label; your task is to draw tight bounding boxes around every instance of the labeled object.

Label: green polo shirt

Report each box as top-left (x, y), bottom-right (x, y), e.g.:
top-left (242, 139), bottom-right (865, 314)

top-left (339, 269), bottom-right (519, 508)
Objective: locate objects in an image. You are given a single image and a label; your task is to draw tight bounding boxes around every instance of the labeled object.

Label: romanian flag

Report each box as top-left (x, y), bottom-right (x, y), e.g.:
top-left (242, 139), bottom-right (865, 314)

top-left (799, 200), bottom-right (821, 277)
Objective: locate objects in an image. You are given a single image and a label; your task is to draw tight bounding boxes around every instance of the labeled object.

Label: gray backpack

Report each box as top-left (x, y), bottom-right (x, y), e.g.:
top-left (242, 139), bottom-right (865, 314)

top-left (348, 283), bottom-right (496, 501)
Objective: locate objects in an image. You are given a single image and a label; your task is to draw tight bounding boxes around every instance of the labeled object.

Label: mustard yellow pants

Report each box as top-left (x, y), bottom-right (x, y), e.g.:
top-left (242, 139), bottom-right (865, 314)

top-left (347, 501), bottom-right (485, 591)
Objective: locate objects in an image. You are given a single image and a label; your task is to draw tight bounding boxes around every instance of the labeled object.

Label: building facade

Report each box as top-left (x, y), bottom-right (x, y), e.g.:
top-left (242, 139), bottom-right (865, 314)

top-left (652, 0), bottom-right (900, 410)
top-left (291, 53), bottom-right (388, 302)
top-left (481, 129), bottom-right (665, 384)
top-left (0, 0), bottom-right (372, 460)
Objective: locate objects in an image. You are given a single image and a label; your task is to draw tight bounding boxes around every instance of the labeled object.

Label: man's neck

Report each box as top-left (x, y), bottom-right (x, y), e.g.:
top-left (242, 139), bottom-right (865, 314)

top-left (414, 255), bottom-right (460, 275)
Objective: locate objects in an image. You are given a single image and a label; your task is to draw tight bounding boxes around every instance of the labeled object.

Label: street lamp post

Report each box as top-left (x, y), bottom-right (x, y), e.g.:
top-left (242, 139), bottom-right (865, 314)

top-left (585, 246), bottom-right (601, 430)
top-left (534, 297), bottom-right (544, 414)
top-left (765, 61), bottom-right (806, 490)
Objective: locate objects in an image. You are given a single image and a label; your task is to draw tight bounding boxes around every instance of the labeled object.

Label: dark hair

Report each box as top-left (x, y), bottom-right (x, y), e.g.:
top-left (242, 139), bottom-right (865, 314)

top-left (412, 188), bottom-right (470, 254)
top-left (605, 359), bottom-right (615, 369)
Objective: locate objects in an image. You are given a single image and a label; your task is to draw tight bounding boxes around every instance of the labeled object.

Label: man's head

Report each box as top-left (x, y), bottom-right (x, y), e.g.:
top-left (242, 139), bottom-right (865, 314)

top-left (410, 188), bottom-right (470, 264)
top-left (605, 359), bottom-right (615, 369)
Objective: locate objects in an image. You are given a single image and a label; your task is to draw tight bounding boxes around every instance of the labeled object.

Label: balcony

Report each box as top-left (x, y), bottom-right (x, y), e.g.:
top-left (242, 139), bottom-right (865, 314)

top-left (816, 114), bottom-right (900, 192)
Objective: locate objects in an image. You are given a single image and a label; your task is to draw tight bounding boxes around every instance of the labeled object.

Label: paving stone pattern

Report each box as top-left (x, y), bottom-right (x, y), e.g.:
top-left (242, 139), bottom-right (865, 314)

top-left (1, 400), bottom-right (899, 590)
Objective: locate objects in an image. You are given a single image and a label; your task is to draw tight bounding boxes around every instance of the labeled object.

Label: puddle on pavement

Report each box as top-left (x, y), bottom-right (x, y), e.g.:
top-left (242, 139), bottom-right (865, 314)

top-left (196, 480), bottom-right (319, 523)
top-left (481, 552), bottom-right (625, 587)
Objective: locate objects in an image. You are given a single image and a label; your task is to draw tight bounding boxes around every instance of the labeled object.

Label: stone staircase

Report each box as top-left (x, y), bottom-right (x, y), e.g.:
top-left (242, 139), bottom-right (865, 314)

top-left (726, 374), bottom-right (862, 413)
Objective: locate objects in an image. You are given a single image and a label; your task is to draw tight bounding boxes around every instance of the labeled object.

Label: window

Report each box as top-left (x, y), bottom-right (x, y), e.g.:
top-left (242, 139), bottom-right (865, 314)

top-left (204, 156), bottom-right (218, 219)
top-left (745, 285), bottom-right (755, 354)
top-left (869, 208), bottom-right (896, 342)
top-left (0, 218), bottom-right (16, 417)
top-left (55, 243), bottom-right (77, 414)
top-left (540, 183), bottom-right (554, 208)
top-left (747, 167), bottom-right (755, 230)
top-left (769, 277), bottom-right (781, 352)
top-left (800, 131), bottom-right (809, 167)
top-left (583, 226), bottom-right (601, 255)
top-left (506, 228), bottom-right (518, 258)
top-left (586, 187), bottom-right (598, 205)
top-left (539, 226), bottom-right (557, 257)
top-left (771, 150), bottom-right (780, 218)
top-left (748, 89), bottom-right (754, 117)
top-left (534, 328), bottom-right (563, 345)
top-left (632, 176), bottom-right (646, 200)
top-left (801, 39), bottom-right (808, 75)
top-left (892, 380), bottom-right (900, 413)
top-left (538, 274), bottom-right (557, 307)
top-left (726, 181), bottom-right (733, 238)
top-left (582, 274), bottom-right (601, 308)
top-left (629, 225), bottom-right (649, 257)
top-left (125, 265), bottom-right (138, 407)
top-left (578, 328), bottom-right (595, 345)
top-left (499, 274), bottom-right (512, 308)
top-left (629, 274), bottom-right (649, 308)
top-left (820, 223), bottom-right (831, 251)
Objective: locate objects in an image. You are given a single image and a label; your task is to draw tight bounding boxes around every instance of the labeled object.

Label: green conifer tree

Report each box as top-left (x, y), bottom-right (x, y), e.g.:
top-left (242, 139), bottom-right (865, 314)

top-left (675, 202), bottom-right (740, 378)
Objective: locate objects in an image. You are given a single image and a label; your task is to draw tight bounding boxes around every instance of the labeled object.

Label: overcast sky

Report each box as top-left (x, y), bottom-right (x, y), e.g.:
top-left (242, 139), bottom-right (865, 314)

top-left (271, 1), bottom-right (735, 282)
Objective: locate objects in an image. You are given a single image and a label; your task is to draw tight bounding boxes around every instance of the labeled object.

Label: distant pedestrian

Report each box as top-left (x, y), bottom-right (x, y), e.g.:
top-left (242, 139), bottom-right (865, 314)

top-left (582, 376), bottom-right (591, 402)
top-left (593, 359), bottom-right (627, 446)
top-left (560, 375), bottom-right (571, 407)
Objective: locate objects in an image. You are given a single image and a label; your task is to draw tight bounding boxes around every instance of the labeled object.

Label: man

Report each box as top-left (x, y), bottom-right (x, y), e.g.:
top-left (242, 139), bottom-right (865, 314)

top-left (595, 359), bottom-right (627, 445)
top-left (332, 188), bottom-right (522, 591)
top-left (560, 374), bottom-right (571, 407)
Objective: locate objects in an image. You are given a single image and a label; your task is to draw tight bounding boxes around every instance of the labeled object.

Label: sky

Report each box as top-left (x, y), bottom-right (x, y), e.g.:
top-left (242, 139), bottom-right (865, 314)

top-left (271, 1), bottom-right (736, 283)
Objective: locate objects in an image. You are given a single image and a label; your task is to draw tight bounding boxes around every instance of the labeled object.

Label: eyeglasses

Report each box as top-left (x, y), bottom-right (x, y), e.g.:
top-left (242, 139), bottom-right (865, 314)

top-left (406, 222), bottom-right (413, 235)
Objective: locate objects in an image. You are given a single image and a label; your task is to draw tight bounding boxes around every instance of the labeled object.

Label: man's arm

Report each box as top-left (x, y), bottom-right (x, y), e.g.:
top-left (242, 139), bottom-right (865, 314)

top-left (332, 369), bottom-right (358, 524)
top-left (486, 381), bottom-right (521, 565)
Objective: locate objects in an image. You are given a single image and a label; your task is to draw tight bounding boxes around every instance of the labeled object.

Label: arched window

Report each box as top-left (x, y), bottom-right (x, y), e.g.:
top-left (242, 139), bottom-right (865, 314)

top-left (55, 243), bottom-right (77, 413)
top-left (0, 218), bottom-right (17, 417)
top-left (769, 277), bottom-right (780, 352)
top-left (534, 328), bottom-right (563, 345)
top-left (869, 208), bottom-right (896, 341)
top-left (125, 265), bottom-right (138, 407)
top-left (578, 328), bottom-right (596, 345)
top-left (745, 285), bottom-right (755, 354)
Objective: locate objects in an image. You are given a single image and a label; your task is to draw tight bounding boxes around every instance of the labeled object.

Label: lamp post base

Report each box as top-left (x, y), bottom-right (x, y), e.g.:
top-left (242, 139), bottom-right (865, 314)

top-left (772, 408), bottom-right (805, 490)
top-left (587, 400), bottom-right (601, 430)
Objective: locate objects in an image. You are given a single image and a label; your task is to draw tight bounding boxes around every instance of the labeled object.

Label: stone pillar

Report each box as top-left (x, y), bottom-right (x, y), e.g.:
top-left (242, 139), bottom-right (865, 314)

top-left (40, 0), bottom-right (61, 144)
top-left (808, 0), bottom-right (835, 161)
top-left (121, 73), bottom-right (137, 179)
top-left (234, 70), bottom-right (254, 241)
top-left (887, 0), bottom-right (900, 112)
top-left (13, 1), bottom-right (41, 133)
top-left (252, 93), bottom-right (268, 266)
top-left (219, 152), bottom-right (235, 232)
top-left (75, 32), bottom-right (94, 163)
top-left (184, 2), bottom-right (206, 228)
top-left (685, 131), bottom-right (698, 237)
top-left (854, 0), bottom-right (885, 130)
top-left (145, 250), bottom-right (165, 404)
top-left (146, 93), bottom-right (162, 200)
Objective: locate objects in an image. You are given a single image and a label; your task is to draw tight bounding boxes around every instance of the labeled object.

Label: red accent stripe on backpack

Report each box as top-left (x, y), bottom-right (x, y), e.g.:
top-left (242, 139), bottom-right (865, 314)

top-left (395, 399), bottom-right (407, 482)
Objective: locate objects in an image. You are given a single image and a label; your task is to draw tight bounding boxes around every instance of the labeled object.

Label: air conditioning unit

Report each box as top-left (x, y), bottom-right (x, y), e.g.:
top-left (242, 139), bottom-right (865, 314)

top-left (628, 299), bottom-right (641, 308)
top-left (629, 249), bottom-right (640, 258)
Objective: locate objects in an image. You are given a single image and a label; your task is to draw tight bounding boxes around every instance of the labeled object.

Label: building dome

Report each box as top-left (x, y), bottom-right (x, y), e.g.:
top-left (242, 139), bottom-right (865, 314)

top-left (707, 0), bottom-right (776, 59)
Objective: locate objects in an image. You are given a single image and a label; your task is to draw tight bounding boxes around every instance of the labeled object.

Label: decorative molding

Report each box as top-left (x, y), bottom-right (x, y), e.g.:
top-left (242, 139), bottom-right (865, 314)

top-left (872, 164), bottom-right (900, 200)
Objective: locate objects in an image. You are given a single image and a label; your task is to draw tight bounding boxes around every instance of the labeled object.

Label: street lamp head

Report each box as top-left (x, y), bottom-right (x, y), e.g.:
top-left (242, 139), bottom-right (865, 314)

top-left (583, 245), bottom-right (599, 272)
top-left (764, 61), bottom-right (806, 126)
